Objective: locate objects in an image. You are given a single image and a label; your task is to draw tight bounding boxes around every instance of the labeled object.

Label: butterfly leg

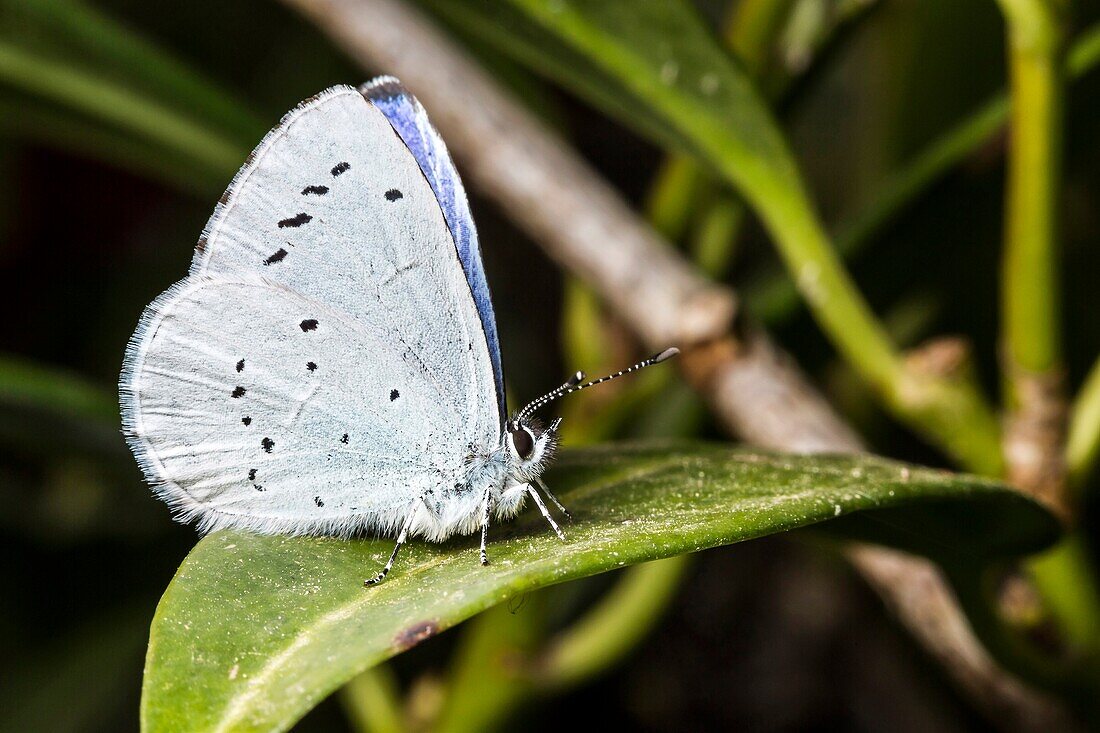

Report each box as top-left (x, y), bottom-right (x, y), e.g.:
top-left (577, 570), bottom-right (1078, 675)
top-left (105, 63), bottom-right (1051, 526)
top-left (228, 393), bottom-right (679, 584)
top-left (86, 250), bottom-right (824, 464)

top-left (526, 484), bottom-right (566, 541)
top-left (479, 486), bottom-right (493, 566)
top-left (365, 497), bottom-right (424, 586)
top-left (534, 476), bottom-right (572, 521)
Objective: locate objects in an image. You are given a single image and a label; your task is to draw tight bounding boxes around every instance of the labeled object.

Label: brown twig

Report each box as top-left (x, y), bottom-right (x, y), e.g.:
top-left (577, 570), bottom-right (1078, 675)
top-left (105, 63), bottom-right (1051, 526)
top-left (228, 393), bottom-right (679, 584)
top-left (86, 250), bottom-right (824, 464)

top-left (279, 0), bottom-right (1077, 728)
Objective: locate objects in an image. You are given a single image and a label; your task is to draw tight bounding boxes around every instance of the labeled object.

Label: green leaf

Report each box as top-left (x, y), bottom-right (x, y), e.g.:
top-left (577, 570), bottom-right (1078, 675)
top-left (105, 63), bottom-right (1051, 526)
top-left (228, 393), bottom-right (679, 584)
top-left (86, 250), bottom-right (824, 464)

top-left (142, 443), bottom-right (1056, 732)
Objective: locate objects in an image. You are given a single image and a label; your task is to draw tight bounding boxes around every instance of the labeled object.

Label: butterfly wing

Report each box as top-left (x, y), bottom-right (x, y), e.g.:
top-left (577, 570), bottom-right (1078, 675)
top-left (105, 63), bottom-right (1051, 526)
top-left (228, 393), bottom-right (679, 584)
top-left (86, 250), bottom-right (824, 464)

top-left (362, 77), bottom-right (505, 422)
top-left (121, 85), bottom-right (501, 538)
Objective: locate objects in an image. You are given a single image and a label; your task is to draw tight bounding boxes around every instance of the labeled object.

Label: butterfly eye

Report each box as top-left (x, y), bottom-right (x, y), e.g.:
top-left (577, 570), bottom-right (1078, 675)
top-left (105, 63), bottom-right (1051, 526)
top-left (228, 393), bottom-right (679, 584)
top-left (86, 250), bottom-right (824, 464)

top-left (510, 426), bottom-right (535, 460)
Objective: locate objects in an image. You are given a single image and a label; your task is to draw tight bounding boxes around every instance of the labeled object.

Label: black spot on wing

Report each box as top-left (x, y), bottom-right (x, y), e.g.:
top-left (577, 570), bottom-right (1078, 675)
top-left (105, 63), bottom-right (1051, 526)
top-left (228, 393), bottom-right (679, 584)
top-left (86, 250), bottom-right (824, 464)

top-left (261, 437), bottom-right (274, 453)
top-left (314, 496), bottom-right (325, 507)
top-left (242, 416), bottom-right (252, 426)
top-left (340, 433), bottom-right (349, 444)
top-left (231, 386), bottom-right (246, 398)
top-left (278, 213), bottom-right (312, 228)
top-left (264, 248), bottom-right (288, 266)
top-left (301, 185), bottom-right (329, 195)
top-left (331, 161), bottom-right (351, 176)
top-left (300, 319), bottom-right (318, 332)
top-left (307, 361), bottom-right (317, 372)
top-left (253, 484), bottom-right (265, 492)
top-left (236, 359), bottom-right (245, 372)
top-left (385, 188), bottom-right (403, 201)
top-left (390, 389), bottom-right (399, 401)
top-left (248, 468), bottom-right (257, 481)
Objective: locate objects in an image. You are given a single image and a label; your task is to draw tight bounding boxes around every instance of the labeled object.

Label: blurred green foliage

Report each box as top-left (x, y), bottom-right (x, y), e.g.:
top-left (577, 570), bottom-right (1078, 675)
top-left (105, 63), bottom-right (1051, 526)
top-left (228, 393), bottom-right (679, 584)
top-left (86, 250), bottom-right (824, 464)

top-left (5, 0), bottom-right (1100, 731)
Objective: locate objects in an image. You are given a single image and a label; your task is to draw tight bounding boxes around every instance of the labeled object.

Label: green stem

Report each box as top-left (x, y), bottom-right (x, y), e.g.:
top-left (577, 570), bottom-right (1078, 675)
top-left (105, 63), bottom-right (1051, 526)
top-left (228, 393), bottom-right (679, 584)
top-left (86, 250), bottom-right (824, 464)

top-left (990, 0), bottom-right (1100, 677)
top-left (536, 555), bottom-right (689, 689)
top-left (749, 20), bottom-right (1100, 327)
top-left (999, 2), bottom-right (1065, 379)
top-left (644, 155), bottom-right (704, 241)
top-left (727, 0), bottom-right (797, 69)
top-left (747, 96), bottom-right (1007, 323)
top-left (1067, 357), bottom-right (1100, 488)
top-left (756, 179), bottom-right (1004, 475)
top-left (1029, 537), bottom-right (1100, 657)
top-left (689, 192), bottom-right (744, 278)
top-left (340, 665), bottom-right (406, 733)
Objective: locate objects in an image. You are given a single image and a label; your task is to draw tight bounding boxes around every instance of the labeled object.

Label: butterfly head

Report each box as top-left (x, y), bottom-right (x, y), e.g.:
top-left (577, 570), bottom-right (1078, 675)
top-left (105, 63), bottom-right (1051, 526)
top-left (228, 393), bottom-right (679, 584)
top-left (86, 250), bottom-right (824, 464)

top-left (504, 416), bottom-right (560, 482)
top-left (500, 348), bottom-right (680, 484)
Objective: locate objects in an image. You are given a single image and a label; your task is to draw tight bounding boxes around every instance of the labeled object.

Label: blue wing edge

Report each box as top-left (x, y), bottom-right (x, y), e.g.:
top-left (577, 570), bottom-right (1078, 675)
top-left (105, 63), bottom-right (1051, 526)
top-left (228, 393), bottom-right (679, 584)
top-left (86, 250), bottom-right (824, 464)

top-left (360, 76), bottom-right (507, 426)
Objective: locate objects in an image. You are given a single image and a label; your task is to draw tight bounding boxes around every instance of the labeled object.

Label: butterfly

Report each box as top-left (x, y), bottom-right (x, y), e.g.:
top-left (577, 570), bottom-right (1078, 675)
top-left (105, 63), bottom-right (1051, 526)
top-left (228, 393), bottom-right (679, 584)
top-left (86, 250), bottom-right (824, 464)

top-left (119, 77), bottom-right (678, 584)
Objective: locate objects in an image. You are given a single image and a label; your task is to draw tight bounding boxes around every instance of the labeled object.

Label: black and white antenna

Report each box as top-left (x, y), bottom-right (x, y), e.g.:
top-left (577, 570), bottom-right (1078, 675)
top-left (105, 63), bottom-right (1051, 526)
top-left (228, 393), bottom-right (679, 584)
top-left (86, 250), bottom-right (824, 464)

top-left (514, 347), bottom-right (679, 425)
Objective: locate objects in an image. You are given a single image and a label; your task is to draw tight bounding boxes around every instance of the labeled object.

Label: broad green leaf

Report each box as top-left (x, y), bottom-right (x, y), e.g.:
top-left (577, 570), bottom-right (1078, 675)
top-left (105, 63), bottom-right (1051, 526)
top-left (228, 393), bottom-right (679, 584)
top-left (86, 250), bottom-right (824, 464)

top-left (143, 443), bottom-right (1056, 733)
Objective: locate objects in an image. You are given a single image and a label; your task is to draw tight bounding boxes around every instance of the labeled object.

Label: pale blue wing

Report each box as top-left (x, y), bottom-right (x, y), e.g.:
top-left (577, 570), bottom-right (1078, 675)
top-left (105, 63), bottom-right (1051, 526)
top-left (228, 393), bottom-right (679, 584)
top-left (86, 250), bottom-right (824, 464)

top-left (122, 86), bottom-right (501, 539)
top-left (361, 77), bottom-right (506, 423)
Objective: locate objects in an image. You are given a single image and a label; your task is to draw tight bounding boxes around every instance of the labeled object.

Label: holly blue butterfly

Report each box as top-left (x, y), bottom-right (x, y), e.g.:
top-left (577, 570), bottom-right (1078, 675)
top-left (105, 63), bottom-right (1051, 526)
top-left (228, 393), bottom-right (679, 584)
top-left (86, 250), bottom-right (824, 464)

top-left (120, 77), bottom-right (677, 584)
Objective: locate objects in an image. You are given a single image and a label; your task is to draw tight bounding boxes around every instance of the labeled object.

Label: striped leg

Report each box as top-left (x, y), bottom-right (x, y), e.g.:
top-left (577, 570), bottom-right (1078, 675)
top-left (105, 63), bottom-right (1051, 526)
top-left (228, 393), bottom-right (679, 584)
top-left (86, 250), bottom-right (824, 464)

top-left (535, 476), bottom-right (572, 520)
top-left (479, 487), bottom-right (493, 566)
top-left (527, 484), bottom-right (566, 541)
top-left (365, 497), bottom-right (422, 586)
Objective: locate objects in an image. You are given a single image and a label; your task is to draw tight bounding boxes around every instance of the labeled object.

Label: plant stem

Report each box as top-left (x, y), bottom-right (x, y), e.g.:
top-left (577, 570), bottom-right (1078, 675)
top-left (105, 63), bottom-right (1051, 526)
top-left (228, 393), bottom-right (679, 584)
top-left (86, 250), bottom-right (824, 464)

top-left (644, 155), bottom-right (704, 241)
top-left (1029, 537), bottom-right (1100, 656)
top-left (641, 0), bottom-right (795, 258)
top-left (747, 96), bottom-right (1007, 323)
top-left (1000, 4), bottom-right (1064, 382)
top-left (990, 0), bottom-right (1100, 673)
top-left (757, 181), bottom-right (1004, 475)
top-left (340, 665), bottom-right (406, 733)
top-left (727, 0), bottom-right (797, 70)
top-left (1067, 357), bottom-right (1100, 489)
top-left (536, 556), bottom-right (689, 689)
top-left (690, 193), bottom-right (744, 279)
top-left (996, 0), bottom-right (1069, 512)
top-left (750, 19), bottom-right (1100, 327)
